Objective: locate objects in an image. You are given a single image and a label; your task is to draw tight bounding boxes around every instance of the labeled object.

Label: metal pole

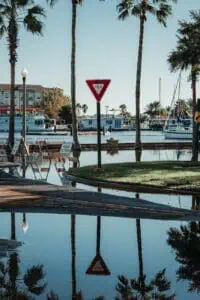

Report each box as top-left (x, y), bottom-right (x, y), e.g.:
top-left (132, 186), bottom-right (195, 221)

top-left (97, 101), bottom-right (101, 168)
top-left (22, 77), bottom-right (26, 142)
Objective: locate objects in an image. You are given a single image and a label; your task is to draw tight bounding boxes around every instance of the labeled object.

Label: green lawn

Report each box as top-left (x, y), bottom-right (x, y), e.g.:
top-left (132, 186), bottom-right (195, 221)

top-left (68, 161), bottom-right (200, 191)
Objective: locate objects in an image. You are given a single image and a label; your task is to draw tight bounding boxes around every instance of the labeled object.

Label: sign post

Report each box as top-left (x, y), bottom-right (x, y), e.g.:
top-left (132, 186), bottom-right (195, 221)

top-left (86, 79), bottom-right (111, 169)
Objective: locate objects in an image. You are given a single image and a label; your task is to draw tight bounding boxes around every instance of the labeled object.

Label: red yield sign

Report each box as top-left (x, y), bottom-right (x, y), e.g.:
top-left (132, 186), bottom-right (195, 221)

top-left (86, 79), bottom-right (111, 102)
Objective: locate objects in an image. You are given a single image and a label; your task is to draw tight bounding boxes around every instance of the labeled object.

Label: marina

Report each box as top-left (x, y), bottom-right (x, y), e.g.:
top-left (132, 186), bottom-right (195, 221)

top-left (0, 0), bottom-right (199, 298)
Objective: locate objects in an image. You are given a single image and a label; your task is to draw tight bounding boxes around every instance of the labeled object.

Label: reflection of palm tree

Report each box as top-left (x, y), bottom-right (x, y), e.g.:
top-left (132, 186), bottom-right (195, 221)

top-left (0, 252), bottom-right (47, 299)
top-left (11, 212), bottom-right (16, 241)
top-left (71, 215), bottom-right (77, 300)
top-left (71, 215), bottom-right (83, 300)
top-left (168, 221), bottom-right (200, 293)
top-left (192, 195), bottom-right (200, 211)
top-left (115, 269), bottom-right (175, 299)
top-left (116, 196), bottom-right (175, 299)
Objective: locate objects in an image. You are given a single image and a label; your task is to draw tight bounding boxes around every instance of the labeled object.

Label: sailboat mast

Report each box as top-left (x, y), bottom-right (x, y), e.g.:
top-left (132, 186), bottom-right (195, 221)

top-left (159, 77), bottom-right (161, 105)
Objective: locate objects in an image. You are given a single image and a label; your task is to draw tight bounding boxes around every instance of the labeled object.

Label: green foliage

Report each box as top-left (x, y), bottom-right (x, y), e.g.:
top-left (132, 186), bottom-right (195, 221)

top-left (59, 104), bottom-right (72, 124)
top-left (117, 0), bottom-right (176, 24)
top-left (41, 88), bottom-right (70, 119)
top-left (144, 101), bottom-right (161, 118)
top-left (168, 10), bottom-right (200, 73)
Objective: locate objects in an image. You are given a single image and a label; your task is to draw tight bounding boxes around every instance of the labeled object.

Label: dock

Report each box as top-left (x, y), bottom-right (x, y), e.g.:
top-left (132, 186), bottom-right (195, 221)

top-left (0, 141), bottom-right (192, 153)
top-left (0, 170), bottom-right (199, 221)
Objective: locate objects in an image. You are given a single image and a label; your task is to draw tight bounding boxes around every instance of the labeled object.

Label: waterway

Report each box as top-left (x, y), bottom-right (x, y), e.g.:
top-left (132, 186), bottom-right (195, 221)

top-left (0, 131), bottom-right (199, 299)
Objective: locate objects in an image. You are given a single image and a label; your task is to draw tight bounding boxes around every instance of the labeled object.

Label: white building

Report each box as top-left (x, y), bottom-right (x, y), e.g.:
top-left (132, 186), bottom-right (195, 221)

top-left (0, 84), bottom-right (44, 107)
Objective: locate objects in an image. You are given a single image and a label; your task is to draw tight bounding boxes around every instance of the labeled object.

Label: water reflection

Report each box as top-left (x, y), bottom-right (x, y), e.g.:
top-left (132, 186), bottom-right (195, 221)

top-left (115, 269), bottom-right (175, 299)
top-left (22, 213), bottom-right (29, 234)
top-left (168, 221), bottom-right (200, 294)
top-left (0, 252), bottom-right (47, 299)
top-left (86, 215), bottom-right (110, 276)
top-left (116, 213), bottom-right (175, 299)
top-left (192, 195), bottom-right (200, 211)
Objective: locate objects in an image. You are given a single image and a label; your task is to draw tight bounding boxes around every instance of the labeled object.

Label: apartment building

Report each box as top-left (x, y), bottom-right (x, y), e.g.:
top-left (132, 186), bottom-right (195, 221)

top-left (0, 84), bottom-right (44, 107)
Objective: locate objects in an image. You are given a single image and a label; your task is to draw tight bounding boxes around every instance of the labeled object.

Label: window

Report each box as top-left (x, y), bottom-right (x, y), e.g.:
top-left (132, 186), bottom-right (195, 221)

top-left (106, 120), bottom-right (112, 125)
top-left (88, 120), bottom-right (93, 125)
top-left (35, 119), bottom-right (43, 126)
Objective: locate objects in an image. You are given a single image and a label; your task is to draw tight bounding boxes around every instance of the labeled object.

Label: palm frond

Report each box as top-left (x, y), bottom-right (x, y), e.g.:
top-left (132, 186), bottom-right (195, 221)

top-left (23, 265), bottom-right (47, 296)
top-left (117, 0), bottom-right (133, 20)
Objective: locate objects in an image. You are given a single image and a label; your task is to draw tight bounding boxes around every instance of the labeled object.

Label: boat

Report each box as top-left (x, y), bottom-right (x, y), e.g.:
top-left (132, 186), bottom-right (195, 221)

top-left (0, 114), bottom-right (55, 133)
top-left (163, 72), bottom-right (193, 140)
top-left (163, 118), bottom-right (192, 139)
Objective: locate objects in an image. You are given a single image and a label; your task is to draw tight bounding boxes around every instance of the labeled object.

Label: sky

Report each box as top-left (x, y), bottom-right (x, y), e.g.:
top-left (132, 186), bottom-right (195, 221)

top-left (0, 0), bottom-right (200, 115)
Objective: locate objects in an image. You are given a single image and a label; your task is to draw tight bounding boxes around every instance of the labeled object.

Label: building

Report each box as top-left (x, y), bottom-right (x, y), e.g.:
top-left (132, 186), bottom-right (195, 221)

top-left (0, 84), bottom-right (44, 107)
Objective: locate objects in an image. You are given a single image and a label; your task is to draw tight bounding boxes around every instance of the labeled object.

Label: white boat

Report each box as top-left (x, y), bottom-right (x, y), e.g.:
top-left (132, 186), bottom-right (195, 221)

top-left (163, 119), bottom-right (192, 139)
top-left (0, 114), bottom-right (55, 133)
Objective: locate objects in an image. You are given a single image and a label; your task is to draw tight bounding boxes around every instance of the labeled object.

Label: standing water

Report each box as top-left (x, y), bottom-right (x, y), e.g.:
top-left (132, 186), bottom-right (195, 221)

top-left (0, 131), bottom-right (198, 299)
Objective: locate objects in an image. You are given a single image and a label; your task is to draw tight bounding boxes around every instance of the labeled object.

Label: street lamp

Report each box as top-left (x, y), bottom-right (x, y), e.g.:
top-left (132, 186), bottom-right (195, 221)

top-left (21, 68), bottom-right (28, 142)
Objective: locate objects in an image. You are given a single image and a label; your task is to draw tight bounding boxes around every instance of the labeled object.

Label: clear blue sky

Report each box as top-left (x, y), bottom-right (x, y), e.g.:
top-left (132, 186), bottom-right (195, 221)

top-left (0, 0), bottom-right (199, 114)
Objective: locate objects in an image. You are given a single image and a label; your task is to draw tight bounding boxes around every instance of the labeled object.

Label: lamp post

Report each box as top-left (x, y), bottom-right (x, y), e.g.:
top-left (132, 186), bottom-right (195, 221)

top-left (21, 68), bottom-right (28, 142)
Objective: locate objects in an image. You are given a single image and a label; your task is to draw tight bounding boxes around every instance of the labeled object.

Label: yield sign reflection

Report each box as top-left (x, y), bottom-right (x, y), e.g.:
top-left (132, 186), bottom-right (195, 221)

top-left (86, 79), bottom-right (111, 102)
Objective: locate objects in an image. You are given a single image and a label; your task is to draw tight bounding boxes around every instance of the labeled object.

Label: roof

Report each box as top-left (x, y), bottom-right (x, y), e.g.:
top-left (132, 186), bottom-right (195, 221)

top-left (0, 84), bottom-right (45, 92)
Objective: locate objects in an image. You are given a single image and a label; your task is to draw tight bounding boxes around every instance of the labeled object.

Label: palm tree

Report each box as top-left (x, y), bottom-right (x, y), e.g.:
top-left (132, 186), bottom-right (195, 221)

top-left (144, 101), bottom-right (161, 119)
top-left (0, 0), bottom-right (45, 150)
top-left (82, 104), bottom-right (88, 115)
top-left (117, 0), bottom-right (176, 150)
top-left (119, 104), bottom-right (127, 115)
top-left (168, 10), bottom-right (200, 161)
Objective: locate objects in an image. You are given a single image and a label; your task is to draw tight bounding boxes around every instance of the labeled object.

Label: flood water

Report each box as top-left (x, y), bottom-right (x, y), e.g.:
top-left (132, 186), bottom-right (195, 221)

top-left (0, 131), bottom-right (199, 299)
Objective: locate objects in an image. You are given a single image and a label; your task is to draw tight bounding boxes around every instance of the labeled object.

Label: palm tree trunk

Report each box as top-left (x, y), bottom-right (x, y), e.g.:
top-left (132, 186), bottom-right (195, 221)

top-left (9, 60), bottom-right (15, 150)
top-left (191, 70), bottom-right (198, 161)
top-left (71, 0), bottom-right (80, 151)
top-left (135, 14), bottom-right (145, 150)
top-left (8, 8), bottom-right (17, 151)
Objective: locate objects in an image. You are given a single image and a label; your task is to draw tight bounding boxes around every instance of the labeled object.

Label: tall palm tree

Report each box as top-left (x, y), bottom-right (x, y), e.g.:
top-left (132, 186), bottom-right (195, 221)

top-left (48, 0), bottom-right (84, 151)
top-left (0, 0), bottom-right (45, 150)
top-left (168, 10), bottom-right (200, 161)
top-left (71, 1), bottom-right (83, 151)
top-left (117, 0), bottom-right (176, 150)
